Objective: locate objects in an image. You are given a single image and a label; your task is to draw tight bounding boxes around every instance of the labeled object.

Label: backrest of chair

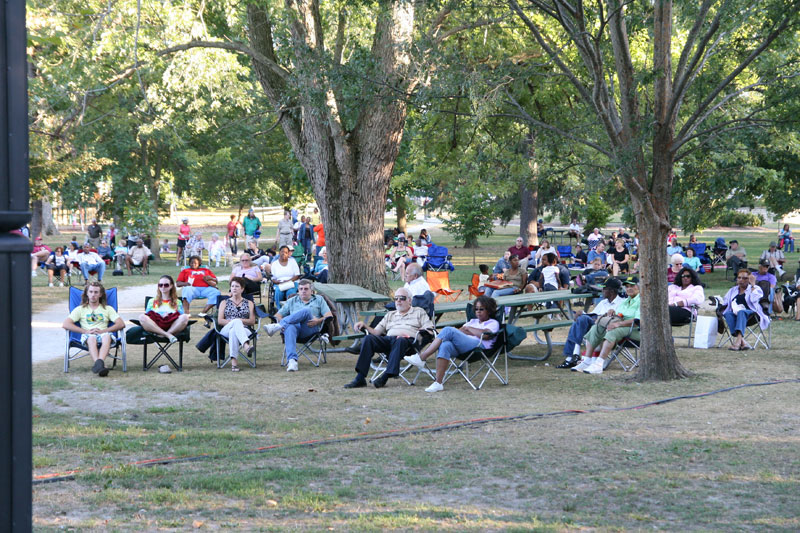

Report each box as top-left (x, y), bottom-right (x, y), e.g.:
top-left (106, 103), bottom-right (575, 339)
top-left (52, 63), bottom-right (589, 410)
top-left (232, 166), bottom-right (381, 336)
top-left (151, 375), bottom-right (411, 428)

top-left (557, 245), bottom-right (572, 257)
top-left (426, 270), bottom-right (451, 292)
top-left (411, 291), bottom-right (436, 319)
top-left (690, 242), bottom-right (707, 255)
top-left (465, 301), bottom-right (505, 324)
top-left (67, 286), bottom-right (119, 343)
top-left (470, 273), bottom-right (480, 288)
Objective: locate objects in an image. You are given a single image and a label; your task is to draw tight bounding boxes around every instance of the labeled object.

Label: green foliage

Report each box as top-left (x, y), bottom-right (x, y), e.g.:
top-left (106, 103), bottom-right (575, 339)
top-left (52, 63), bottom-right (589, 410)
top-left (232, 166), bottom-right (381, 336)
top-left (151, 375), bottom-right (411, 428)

top-left (441, 182), bottom-right (496, 248)
top-left (583, 194), bottom-right (613, 234)
top-left (715, 211), bottom-right (764, 228)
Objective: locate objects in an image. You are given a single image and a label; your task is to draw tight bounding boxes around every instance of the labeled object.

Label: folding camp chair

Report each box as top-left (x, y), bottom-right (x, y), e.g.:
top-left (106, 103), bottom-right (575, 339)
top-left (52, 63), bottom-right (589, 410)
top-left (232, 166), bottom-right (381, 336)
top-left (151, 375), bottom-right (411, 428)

top-left (271, 315), bottom-right (334, 368)
top-left (427, 270), bottom-right (463, 302)
top-left (422, 244), bottom-right (454, 272)
top-left (468, 273), bottom-right (484, 300)
top-left (127, 297), bottom-right (196, 371)
top-left (689, 243), bottom-right (712, 273)
top-left (442, 303), bottom-right (508, 390)
top-left (556, 245), bottom-right (573, 263)
top-left (605, 320), bottom-right (640, 371)
top-left (64, 286), bottom-right (127, 372)
top-left (711, 237), bottom-right (728, 272)
top-left (213, 294), bottom-right (269, 368)
top-left (715, 303), bottom-right (771, 350)
top-left (670, 305), bottom-right (698, 347)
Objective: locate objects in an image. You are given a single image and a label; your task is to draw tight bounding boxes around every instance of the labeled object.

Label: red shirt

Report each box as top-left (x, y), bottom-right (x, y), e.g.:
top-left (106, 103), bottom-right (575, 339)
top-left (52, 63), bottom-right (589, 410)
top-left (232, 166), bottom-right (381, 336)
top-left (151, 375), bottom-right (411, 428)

top-left (177, 267), bottom-right (216, 287)
top-left (314, 224), bottom-right (325, 247)
top-left (178, 224), bottom-right (191, 240)
top-left (226, 221), bottom-right (237, 237)
top-left (508, 245), bottom-right (529, 261)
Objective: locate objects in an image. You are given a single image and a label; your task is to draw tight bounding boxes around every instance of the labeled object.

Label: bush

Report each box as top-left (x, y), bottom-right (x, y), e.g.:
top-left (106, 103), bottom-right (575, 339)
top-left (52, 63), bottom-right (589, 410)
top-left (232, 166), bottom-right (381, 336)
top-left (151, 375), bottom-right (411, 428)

top-left (715, 210), bottom-right (764, 227)
top-left (583, 193), bottom-right (613, 234)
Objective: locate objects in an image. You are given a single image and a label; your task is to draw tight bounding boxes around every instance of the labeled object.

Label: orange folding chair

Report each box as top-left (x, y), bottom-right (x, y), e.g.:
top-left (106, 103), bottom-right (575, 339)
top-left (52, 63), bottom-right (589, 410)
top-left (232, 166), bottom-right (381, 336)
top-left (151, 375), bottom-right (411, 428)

top-left (468, 273), bottom-right (484, 300)
top-left (427, 270), bottom-right (463, 302)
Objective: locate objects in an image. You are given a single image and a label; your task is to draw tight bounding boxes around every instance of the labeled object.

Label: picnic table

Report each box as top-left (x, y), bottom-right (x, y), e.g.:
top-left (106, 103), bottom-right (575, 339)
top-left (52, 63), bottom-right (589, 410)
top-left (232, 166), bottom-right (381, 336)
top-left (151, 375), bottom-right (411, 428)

top-left (314, 283), bottom-right (390, 352)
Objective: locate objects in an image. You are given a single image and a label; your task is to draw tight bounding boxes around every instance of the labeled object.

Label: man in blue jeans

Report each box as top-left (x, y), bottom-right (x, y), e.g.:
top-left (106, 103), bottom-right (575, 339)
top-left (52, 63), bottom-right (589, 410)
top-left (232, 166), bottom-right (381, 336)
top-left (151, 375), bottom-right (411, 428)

top-left (263, 279), bottom-right (332, 372)
top-left (556, 277), bottom-right (623, 368)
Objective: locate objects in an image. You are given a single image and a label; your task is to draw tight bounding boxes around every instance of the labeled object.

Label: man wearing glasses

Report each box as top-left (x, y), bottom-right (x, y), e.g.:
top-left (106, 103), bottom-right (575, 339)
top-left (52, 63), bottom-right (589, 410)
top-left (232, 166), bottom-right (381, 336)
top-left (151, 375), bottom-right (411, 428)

top-left (263, 279), bottom-right (333, 372)
top-left (344, 287), bottom-right (434, 389)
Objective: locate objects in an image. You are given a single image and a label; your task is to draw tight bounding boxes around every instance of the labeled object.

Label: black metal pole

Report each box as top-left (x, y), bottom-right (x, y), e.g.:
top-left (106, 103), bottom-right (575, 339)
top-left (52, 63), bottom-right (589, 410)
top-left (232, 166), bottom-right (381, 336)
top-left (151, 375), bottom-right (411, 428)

top-left (0, 0), bottom-right (32, 531)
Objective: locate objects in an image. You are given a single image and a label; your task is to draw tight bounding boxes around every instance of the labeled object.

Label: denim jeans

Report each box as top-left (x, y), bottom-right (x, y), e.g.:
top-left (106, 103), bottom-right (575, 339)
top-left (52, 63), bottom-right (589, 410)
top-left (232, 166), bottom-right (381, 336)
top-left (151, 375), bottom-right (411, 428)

top-left (723, 308), bottom-right (754, 336)
top-left (81, 261), bottom-right (105, 281)
top-left (484, 286), bottom-right (517, 298)
top-left (279, 308), bottom-right (321, 362)
top-left (274, 282), bottom-right (298, 307)
top-left (434, 327), bottom-right (482, 360)
top-left (563, 314), bottom-right (595, 356)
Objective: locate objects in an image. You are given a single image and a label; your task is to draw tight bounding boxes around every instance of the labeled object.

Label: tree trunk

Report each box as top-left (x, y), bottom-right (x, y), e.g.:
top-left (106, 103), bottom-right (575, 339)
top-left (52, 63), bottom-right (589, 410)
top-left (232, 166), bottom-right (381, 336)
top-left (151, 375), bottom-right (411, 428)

top-left (520, 130), bottom-right (539, 246)
top-left (395, 193), bottom-right (408, 235)
top-left (463, 235), bottom-right (478, 248)
top-left (148, 161), bottom-right (162, 260)
top-left (30, 199), bottom-right (43, 240)
top-left (41, 198), bottom-right (60, 235)
top-left (631, 168), bottom-right (691, 381)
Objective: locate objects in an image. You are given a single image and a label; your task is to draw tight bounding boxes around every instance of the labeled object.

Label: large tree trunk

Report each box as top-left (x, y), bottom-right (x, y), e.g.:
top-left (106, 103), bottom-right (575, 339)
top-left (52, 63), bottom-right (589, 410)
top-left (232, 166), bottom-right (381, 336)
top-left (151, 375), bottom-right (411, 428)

top-left (519, 130), bottom-right (539, 246)
top-left (41, 198), bottom-right (59, 235)
top-left (395, 193), bottom-right (408, 235)
top-left (30, 199), bottom-right (43, 240)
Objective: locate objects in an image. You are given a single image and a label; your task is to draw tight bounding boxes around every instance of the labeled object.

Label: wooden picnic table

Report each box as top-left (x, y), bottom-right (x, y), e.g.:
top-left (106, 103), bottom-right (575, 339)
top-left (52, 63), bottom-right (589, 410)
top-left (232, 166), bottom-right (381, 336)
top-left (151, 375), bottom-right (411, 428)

top-left (314, 283), bottom-right (390, 351)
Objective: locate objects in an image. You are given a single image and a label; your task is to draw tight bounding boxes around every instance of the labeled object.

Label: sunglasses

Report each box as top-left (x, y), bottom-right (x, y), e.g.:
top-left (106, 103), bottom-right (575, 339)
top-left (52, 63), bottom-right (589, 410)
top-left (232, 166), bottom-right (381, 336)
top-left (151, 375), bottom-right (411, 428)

top-left (681, 274), bottom-right (692, 278)
top-left (158, 283), bottom-right (171, 287)
top-left (474, 306), bottom-right (486, 311)
top-left (394, 296), bottom-right (408, 302)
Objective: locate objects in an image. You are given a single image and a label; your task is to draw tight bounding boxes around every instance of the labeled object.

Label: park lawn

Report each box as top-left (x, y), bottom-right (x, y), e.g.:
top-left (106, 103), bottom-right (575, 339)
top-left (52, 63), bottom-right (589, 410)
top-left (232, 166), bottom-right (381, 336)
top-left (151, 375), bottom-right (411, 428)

top-left (31, 284), bottom-right (799, 530)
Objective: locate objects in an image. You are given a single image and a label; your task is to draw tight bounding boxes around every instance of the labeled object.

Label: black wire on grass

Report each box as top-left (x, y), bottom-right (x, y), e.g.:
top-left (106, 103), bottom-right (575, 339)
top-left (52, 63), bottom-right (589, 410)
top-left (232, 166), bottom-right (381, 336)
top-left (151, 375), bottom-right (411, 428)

top-left (32, 378), bottom-right (799, 486)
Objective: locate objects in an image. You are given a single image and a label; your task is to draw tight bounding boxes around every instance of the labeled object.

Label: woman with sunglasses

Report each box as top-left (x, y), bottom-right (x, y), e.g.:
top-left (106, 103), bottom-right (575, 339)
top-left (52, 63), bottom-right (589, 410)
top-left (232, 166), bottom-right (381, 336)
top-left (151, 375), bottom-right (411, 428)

top-left (666, 253), bottom-right (685, 283)
top-left (720, 269), bottom-right (770, 350)
top-left (404, 295), bottom-right (499, 393)
top-left (668, 267), bottom-right (704, 324)
top-left (137, 275), bottom-right (190, 345)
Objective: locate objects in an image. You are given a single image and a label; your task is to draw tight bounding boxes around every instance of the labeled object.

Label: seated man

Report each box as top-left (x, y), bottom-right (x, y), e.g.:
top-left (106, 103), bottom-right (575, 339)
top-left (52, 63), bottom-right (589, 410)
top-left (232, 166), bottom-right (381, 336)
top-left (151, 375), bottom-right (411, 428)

top-left (557, 278), bottom-right (624, 368)
top-left (567, 219), bottom-right (581, 241)
top-left (573, 244), bottom-right (588, 266)
top-left (61, 282), bottom-right (125, 377)
top-left (721, 269), bottom-right (770, 350)
top-left (587, 241), bottom-right (608, 267)
top-left (725, 239), bottom-right (747, 272)
top-left (176, 255), bottom-right (221, 316)
top-left (760, 241), bottom-right (785, 279)
top-left (96, 239), bottom-right (114, 262)
top-left (572, 276), bottom-right (641, 375)
top-left (586, 228), bottom-right (603, 249)
top-left (79, 243), bottom-right (106, 282)
top-left (508, 237), bottom-right (530, 269)
top-left (263, 279), bottom-right (333, 372)
top-left (403, 262), bottom-right (430, 297)
top-left (343, 287), bottom-right (435, 389)
top-left (492, 250), bottom-right (512, 275)
top-left (126, 238), bottom-right (151, 276)
top-left (666, 237), bottom-right (683, 257)
top-left (754, 259), bottom-right (783, 314)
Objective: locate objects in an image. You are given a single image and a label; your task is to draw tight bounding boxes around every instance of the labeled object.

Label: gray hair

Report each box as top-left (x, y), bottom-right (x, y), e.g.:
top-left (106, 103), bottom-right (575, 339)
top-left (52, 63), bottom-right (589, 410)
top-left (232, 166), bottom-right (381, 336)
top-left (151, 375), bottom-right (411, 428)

top-left (395, 286), bottom-right (411, 299)
top-left (405, 262), bottom-right (422, 278)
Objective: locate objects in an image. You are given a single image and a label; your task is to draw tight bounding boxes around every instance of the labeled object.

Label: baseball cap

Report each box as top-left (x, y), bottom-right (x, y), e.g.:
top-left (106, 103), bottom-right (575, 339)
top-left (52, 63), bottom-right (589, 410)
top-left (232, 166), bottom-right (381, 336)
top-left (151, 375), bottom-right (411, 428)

top-left (600, 278), bottom-right (622, 290)
top-left (758, 259), bottom-right (770, 267)
top-left (622, 275), bottom-right (639, 285)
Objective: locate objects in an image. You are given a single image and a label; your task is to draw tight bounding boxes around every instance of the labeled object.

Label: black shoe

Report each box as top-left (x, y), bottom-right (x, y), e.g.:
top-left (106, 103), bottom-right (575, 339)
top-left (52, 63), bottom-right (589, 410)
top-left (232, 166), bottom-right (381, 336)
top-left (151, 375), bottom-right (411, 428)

top-left (344, 346), bottom-right (360, 355)
top-left (203, 315), bottom-right (214, 329)
top-left (372, 374), bottom-right (390, 388)
top-left (556, 359), bottom-right (577, 369)
top-left (96, 360), bottom-right (109, 377)
top-left (344, 375), bottom-right (367, 389)
top-left (92, 359), bottom-right (104, 374)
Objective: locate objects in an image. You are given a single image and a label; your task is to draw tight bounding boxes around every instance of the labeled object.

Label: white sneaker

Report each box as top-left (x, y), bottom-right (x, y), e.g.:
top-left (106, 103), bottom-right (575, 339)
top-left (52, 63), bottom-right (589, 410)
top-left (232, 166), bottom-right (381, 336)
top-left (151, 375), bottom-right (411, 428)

top-left (571, 357), bottom-right (591, 372)
top-left (425, 381), bottom-right (444, 393)
top-left (287, 359), bottom-right (298, 372)
top-left (59, 281), bottom-right (64, 287)
top-left (31, 270), bottom-right (37, 277)
top-left (403, 353), bottom-right (425, 369)
top-left (48, 282), bottom-right (54, 287)
top-left (176, 261), bottom-right (180, 266)
top-left (264, 323), bottom-right (282, 336)
top-left (584, 359), bottom-right (604, 374)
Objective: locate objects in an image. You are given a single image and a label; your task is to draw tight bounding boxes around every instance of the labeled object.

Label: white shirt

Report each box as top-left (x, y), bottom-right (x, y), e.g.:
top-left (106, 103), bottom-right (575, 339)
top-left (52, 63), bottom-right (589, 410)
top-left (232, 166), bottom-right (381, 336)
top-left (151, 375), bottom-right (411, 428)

top-left (271, 258), bottom-right (300, 282)
top-left (541, 265), bottom-right (559, 287)
top-left (404, 276), bottom-right (431, 297)
top-left (590, 295), bottom-right (624, 316)
top-left (80, 251), bottom-right (104, 266)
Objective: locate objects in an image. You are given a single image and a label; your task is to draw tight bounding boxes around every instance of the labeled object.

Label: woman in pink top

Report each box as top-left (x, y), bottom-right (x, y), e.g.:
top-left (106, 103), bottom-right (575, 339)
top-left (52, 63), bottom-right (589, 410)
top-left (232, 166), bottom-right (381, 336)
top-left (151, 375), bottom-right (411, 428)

top-left (668, 267), bottom-right (705, 324)
top-left (176, 217), bottom-right (191, 266)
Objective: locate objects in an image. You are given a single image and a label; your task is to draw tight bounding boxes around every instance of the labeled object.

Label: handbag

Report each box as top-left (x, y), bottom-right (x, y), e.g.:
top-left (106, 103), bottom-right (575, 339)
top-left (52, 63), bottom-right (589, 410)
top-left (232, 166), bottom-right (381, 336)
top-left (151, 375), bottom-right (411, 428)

top-left (595, 315), bottom-right (622, 334)
top-left (277, 280), bottom-right (295, 291)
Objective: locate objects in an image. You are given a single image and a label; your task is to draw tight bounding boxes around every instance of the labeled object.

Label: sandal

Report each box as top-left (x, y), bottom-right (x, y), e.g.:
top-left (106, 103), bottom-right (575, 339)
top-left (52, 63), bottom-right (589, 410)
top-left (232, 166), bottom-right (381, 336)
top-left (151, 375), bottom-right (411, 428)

top-left (728, 346), bottom-right (740, 351)
top-left (231, 365), bottom-right (240, 372)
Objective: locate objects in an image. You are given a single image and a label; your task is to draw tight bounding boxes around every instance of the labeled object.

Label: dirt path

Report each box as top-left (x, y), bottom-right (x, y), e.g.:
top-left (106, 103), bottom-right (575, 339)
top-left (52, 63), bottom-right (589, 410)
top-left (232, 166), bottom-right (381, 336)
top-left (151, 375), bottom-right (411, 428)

top-left (32, 277), bottom-right (230, 364)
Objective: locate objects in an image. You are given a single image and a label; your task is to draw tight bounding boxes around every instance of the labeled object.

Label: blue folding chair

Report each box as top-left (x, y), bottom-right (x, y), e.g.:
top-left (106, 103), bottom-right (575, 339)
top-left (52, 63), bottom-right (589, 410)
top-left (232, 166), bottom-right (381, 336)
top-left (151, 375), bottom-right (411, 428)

top-left (556, 245), bottom-right (573, 262)
top-left (64, 286), bottom-right (127, 372)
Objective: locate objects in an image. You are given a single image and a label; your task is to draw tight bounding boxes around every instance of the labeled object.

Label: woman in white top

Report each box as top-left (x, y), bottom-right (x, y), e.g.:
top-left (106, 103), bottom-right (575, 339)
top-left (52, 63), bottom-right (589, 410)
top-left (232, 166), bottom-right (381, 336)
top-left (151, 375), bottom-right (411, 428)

top-left (533, 239), bottom-right (558, 267)
top-left (271, 245), bottom-right (301, 306)
top-left (45, 246), bottom-right (69, 287)
top-left (404, 296), bottom-right (500, 393)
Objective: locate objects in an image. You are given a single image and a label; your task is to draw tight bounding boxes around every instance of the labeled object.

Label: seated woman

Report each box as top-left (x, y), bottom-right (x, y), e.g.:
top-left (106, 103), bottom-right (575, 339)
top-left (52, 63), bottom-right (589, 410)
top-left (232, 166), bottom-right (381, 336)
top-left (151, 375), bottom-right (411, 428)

top-left (779, 223), bottom-right (794, 253)
top-left (483, 255), bottom-right (528, 297)
top-left (610, 238), bottom-right (630, 276)
top-left (271, 245), bottom-right (301, 305)
top-left (96, 239), bottom-right (114, 262)
top-left (305, 247), bottom-right (329, 283)
top-left (682, 246), bottom-right (701, 273)
top-left (388, 238), bottom-right (414, 279)
top-left (404, 295), bottom-right (499, 392)
top-left (185, 232), bottom-right (205, 260)
top-left (137, 275), bottom-right (190, 345)
top-left (721, 269), bottom-right (770, 351)
top-left (217, 277), bottom-right (256, 371)
top-left (231, 253), bottom-right (263, 294)
top-left (668, 267), bottom-right (705, 324)
top-left (666, 253), bottom-right (685, 283)
top-left (418, 228), bottom-right (432, 246)
top-left (45, 247), bottom-right (69, 287)
top-left (533, 238), bottom-right (557, 267)
top-left (207, 233), bottom-right (226, 267)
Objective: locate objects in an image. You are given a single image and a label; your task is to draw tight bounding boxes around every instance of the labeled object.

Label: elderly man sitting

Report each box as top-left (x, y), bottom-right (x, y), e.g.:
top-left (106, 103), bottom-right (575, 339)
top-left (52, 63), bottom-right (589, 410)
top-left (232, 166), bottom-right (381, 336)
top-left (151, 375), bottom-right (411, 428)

top-left (403, 263), bottom-right (430, 297)
top-left (126, 238), bottom-right (151, 276)
top-left (263, 279), bottom-right (333, 372)
top-left (79, 243), bottom-right (106, 282)
top-left (343, 287), bottom-right (435, 389)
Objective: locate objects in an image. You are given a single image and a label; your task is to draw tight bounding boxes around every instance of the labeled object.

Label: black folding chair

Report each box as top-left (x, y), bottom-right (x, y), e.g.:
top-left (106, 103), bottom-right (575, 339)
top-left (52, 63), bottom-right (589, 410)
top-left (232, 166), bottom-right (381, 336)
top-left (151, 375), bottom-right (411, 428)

top-left (127, 297), bottom-right (196, 371)
top-left (213, 294), bottom-right (269, 368)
